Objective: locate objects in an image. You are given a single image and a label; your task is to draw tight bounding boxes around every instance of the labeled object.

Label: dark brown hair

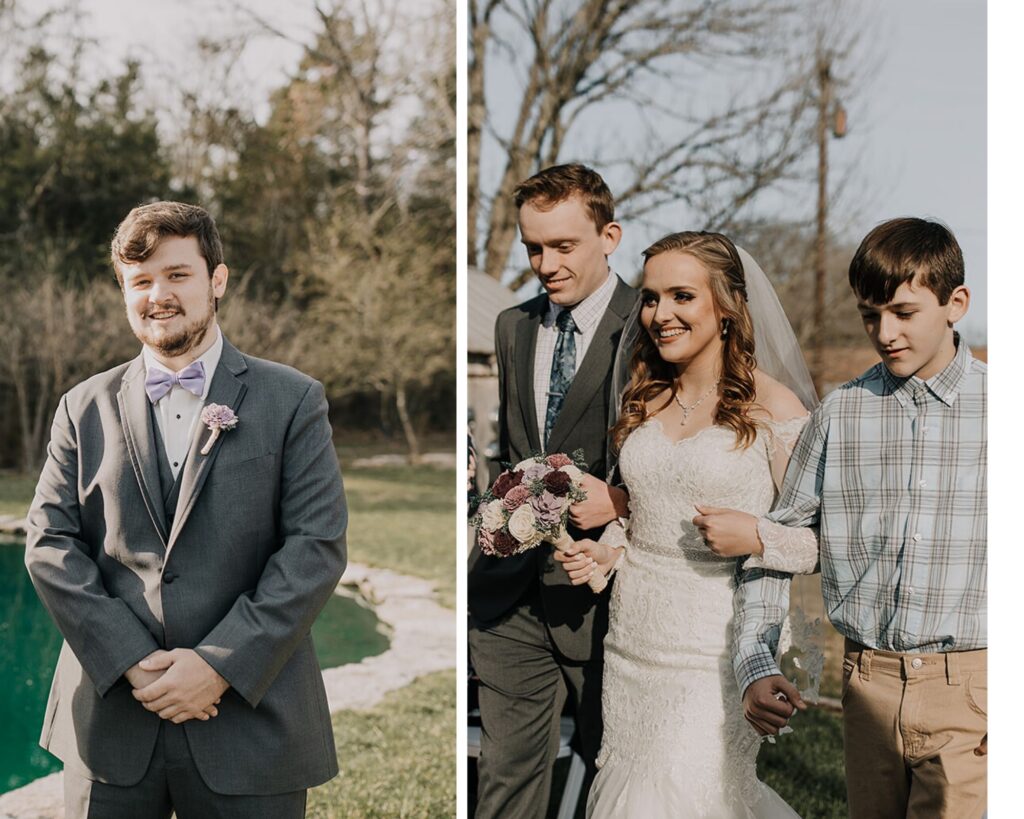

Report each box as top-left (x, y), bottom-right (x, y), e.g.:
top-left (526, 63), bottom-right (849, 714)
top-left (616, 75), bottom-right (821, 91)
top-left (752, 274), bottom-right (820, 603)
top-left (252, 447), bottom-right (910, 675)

top-left (513, 163), bottom-right (615, 232)
top-left (848, 217), bottom-right (964, 305)
top-left (110, 202), bottom-right (224, 285)
top-left (611, 231), bottom-right (760, 452)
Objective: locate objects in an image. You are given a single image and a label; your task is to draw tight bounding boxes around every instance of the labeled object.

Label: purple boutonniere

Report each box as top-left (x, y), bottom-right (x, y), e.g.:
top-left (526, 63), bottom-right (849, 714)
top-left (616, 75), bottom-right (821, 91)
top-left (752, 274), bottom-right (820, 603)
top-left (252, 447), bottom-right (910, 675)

top-left (200, 404), bottom-right (238, 455)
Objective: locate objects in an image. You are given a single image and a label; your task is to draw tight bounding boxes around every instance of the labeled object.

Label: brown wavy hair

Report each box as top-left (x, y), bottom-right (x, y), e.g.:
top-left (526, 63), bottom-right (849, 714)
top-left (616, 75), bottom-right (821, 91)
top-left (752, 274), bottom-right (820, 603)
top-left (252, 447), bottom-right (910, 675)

top-left (611, 231), bottom-right (760, 453)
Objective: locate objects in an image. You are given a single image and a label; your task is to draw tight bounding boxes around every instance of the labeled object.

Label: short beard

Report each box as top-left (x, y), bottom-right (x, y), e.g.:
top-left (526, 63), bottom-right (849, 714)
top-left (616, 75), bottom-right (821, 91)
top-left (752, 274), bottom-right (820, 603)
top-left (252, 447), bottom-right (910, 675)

top-left (133, 287), bottom-right (215, 358)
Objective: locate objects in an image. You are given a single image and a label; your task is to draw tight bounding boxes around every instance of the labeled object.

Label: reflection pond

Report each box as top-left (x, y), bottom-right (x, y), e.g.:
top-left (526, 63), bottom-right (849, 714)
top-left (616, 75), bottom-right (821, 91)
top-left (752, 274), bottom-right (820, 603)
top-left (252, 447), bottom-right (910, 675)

top-left (0, 541), bottom-right (389, 793)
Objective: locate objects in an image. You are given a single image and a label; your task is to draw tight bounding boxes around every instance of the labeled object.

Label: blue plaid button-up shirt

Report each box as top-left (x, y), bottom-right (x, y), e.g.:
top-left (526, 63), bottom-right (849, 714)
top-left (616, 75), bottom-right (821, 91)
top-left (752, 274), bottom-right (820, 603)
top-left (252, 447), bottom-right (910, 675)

top-left (734, 337), bottom-right (987, 695)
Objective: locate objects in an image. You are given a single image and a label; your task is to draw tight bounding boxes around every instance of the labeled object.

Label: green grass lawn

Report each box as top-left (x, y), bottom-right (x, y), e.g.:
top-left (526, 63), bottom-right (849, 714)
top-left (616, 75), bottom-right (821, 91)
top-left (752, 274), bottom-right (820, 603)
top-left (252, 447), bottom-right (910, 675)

top-left (0, 472), bottom-right (37, 518)
top-left (759, 706), bottom-right (848, 817)
top-left (341, 463), bottom-right (456, 609)
top-left (308, 670), bottom-right (455, 818)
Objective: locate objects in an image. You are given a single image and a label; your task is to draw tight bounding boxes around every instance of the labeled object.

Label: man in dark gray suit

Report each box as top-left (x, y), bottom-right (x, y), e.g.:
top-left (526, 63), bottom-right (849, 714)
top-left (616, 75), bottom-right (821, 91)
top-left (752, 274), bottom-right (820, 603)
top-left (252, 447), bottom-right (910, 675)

top-left (468, 164), bottom-right (636, 818)
top-left (25, 202), bottom-right (347, 818)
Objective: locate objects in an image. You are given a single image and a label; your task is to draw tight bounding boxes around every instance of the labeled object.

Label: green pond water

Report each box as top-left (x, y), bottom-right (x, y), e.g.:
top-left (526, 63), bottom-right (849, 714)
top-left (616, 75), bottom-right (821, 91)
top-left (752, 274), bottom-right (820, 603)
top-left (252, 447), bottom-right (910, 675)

top-left (0, 542), bottom-right (389, 794)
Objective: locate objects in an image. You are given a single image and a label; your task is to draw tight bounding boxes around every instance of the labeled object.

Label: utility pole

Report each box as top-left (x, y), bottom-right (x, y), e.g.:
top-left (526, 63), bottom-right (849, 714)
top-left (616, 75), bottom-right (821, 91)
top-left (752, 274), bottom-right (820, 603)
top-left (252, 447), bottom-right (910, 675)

top-left (812, 46), bottom-right (846, 395)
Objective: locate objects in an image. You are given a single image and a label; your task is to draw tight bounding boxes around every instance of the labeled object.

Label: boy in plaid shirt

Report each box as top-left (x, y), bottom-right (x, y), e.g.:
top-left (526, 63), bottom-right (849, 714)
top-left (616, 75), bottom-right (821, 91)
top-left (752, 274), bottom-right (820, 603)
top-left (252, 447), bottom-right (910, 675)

top-left (731, 218), bottom-right (986, 818)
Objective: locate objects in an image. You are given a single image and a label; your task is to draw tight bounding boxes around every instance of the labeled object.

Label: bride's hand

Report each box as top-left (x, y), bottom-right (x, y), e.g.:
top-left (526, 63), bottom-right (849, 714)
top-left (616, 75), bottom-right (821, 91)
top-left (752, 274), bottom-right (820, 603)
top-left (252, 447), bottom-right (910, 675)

top-left (553, 539), bottom-right (617, 585)
top-left (692, 505), bottom-right (763, 557)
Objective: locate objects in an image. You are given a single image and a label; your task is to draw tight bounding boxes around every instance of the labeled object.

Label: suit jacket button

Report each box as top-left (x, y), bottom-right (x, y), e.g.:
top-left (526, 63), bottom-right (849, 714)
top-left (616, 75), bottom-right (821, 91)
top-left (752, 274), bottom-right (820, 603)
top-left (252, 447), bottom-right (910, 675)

top-left (163, 572), bottom-right (176, 584)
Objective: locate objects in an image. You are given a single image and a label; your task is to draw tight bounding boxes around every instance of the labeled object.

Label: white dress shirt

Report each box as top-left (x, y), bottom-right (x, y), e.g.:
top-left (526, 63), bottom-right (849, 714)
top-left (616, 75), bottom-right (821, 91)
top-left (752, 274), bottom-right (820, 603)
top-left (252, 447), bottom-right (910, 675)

top-left (142, 328), bottom-right (224, 479)
top-left (533, 270), bottom-right (618, 440)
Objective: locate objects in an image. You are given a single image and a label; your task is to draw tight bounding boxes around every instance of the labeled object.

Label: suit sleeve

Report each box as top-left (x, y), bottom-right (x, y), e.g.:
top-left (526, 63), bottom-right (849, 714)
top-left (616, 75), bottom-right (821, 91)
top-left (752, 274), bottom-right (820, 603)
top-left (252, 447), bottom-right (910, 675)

top-left (194, 379), bottom-right (348, 707)
top-left (490, 313), bottom-right (511, 484)
top-left (25, 393), bottom-right (161, 696)
top-left (732, 407), bottom-right (827, 697)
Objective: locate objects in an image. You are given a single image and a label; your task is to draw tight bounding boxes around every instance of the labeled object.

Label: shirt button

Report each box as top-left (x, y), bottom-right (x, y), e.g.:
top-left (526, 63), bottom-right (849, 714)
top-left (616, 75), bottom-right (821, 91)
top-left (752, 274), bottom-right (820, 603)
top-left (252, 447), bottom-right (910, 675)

top-left (918, 480), bottom-right (926, 488)
top-left (176, 414), bottom-right (181, 420)
top-left (907, 587), bottom-right (915, 595)
top-left (911, 658), bottom-right (923, 670)
top-left (173, 461), bottom-right (179, 468)
top-left (163, 572), bottom-right (177, 584)
top-left (912, 533), bottom-right (922, 542)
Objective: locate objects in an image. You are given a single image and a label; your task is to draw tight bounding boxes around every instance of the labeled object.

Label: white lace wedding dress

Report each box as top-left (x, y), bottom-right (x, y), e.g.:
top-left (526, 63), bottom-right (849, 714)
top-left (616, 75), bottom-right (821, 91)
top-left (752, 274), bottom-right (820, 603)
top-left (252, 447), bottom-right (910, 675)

top-left (588, 416), bottom-right (807, 819)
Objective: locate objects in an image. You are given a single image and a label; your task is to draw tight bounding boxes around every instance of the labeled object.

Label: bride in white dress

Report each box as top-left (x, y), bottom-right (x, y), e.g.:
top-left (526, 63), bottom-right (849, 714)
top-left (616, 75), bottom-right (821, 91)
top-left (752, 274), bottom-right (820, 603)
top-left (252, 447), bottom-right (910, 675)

top-left (556, 231), bottom-right (818, 818)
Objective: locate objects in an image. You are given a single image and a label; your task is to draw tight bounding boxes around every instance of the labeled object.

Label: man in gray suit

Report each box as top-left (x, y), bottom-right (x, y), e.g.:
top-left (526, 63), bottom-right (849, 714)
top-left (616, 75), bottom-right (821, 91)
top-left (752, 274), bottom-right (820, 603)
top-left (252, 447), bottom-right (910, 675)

top-left (468, 164), bottom-right (636, 818)
top-left (25, 202), bottom-right (347, 818)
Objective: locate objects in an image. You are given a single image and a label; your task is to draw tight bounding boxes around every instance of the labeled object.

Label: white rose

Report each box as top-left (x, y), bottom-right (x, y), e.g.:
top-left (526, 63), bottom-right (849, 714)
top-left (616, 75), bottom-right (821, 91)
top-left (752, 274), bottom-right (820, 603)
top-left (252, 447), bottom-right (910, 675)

top-left (559, 464), bottom-right (584, 482)
top-left (507, 504), bottom-right (540, 544)
top-left (480, 499), bottom-right (506, 532)
top-left (513, 456), bottom-right (541, 472)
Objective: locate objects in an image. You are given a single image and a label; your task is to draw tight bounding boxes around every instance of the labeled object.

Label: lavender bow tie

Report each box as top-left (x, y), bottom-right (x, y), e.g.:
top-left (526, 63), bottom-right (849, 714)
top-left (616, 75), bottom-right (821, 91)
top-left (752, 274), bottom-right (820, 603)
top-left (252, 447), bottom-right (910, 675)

top-left (145, 361), bottom-right (206, 404)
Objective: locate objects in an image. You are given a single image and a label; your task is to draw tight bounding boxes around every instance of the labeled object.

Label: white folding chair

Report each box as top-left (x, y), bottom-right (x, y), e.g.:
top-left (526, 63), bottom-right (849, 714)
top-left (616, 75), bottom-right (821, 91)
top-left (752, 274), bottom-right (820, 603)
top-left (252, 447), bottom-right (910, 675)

top-left (467, 712), bottom-right (586, 819)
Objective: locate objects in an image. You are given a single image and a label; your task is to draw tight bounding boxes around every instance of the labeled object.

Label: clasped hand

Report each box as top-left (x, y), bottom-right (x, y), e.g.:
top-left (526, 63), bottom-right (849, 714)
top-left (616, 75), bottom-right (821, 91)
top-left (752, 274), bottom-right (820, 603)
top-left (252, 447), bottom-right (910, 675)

top-left (742, 675), bottom-right (807, 736)
top-left (127, 649), bottom-right (229, 724)
top-left (553, 538), bottom-right (622, 585)
top-left (692, 505), bottom-right (763, 557)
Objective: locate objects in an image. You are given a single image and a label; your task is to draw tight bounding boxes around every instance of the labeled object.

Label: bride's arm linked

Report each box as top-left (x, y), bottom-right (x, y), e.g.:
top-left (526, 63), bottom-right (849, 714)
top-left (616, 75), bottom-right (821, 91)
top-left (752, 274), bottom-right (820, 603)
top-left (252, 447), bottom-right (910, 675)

top-left (734, 408), bottom-right (828, 734)
top-left (552, 519), bottom-right (627, 586)
top-left (741, 414), bottom-right (820, 575)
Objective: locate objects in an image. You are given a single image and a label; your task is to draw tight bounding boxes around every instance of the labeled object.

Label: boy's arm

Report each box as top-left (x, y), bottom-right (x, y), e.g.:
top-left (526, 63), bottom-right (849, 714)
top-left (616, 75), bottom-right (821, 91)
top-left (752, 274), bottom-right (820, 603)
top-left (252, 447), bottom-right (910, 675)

top-left (733, 566), bottom-right (792, 697)
top-left (743, 410), bottom-right (828, 574)
top-left (732, 406), bottom-right (829, 694)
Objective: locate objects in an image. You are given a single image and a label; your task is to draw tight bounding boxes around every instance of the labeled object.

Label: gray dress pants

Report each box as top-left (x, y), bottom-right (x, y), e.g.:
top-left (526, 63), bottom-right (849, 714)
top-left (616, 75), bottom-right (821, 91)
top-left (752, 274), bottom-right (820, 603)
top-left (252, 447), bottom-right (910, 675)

top-left (63, 720), bottom-right (308, 819)
top-left (470, 591), bottom-right (603, 819)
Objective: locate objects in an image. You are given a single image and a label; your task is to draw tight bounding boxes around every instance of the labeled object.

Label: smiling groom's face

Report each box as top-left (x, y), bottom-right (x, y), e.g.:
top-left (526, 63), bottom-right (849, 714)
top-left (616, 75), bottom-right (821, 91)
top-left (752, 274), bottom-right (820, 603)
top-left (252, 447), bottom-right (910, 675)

top-left (119, 235), bottom-right (228, 362)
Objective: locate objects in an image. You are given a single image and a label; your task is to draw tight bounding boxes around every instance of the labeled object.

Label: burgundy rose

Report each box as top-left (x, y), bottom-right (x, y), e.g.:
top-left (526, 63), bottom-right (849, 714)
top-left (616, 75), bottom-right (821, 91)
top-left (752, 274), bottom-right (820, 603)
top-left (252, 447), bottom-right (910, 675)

top-left (492, 529), bottom-right (520, 556)
top-left (502, 484), bottom-right (532, 511)
top-left (491, 469), bottom-right (524, 499)
top-left (542, 469), bottom-right (571, 497)
top-left (546, 453), bottom-right (572, 468)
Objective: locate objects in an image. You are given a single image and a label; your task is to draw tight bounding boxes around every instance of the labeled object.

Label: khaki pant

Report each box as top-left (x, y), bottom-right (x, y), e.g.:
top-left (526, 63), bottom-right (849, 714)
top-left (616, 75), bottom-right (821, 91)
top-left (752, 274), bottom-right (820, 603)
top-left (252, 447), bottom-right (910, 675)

top-left (842, 639), bottom-right (987, 819)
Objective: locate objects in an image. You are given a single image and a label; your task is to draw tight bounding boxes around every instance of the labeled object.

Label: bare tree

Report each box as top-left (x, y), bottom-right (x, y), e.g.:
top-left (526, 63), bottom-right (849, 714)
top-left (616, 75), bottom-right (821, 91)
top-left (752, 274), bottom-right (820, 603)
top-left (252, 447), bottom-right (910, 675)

top-left (471, 0), bottom-right (867, 286)
top-left (0, 246), bottom-right (136, 471)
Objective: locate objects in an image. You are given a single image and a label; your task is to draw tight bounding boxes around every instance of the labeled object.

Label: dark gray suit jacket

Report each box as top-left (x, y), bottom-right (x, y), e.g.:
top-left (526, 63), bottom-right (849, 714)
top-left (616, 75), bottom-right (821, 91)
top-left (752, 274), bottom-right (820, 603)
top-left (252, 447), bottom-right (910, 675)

top-left (25, 338), bottom-right (347, 795)
top-left (468, 276), bottom-right (637, 661)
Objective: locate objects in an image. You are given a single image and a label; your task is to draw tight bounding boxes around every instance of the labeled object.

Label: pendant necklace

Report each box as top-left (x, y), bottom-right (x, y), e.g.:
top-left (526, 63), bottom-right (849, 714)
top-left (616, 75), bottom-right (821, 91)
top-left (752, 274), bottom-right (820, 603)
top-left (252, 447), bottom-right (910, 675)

top-left (673, 379), bottom-right (720, 426)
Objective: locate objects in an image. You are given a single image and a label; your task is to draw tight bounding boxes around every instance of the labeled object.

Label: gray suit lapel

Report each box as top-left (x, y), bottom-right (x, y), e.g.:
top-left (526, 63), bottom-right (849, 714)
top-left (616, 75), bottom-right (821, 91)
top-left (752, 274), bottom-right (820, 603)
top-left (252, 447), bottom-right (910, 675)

top-left (546, 278), bottom-right (636, 454)
top-left (117, 356), bottom-right (170, 545)
top-left (514, 310), bottom-right (542, 454)
top-left (166, 340), bottom-right (249, 553)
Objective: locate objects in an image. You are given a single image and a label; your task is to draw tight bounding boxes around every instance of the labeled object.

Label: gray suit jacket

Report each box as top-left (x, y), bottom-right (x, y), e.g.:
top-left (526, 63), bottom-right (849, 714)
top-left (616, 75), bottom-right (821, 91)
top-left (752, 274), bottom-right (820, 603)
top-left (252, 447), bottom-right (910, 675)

top-left (25, 338), bottom-right (347, 795)
top-left (468, 276), bottom-right (637, 661)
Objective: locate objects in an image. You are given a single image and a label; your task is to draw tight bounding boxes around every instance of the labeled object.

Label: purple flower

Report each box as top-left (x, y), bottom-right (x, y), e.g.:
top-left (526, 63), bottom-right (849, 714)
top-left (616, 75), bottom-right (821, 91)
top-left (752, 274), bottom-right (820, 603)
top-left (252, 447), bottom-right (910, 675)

top-left (522, 463), bottom-right (552, 482)
top-left (200, 403), bottom-right (238, 455)
top-left (529, 490), bottom-right (563, 527)
top-left (201, 404), bottom-right (238, 431)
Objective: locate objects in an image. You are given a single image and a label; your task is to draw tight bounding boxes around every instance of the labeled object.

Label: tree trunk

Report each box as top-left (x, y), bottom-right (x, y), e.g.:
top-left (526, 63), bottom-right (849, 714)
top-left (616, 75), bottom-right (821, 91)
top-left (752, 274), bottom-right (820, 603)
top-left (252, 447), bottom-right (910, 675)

top-left (395, 382), bottom-right (422, 465)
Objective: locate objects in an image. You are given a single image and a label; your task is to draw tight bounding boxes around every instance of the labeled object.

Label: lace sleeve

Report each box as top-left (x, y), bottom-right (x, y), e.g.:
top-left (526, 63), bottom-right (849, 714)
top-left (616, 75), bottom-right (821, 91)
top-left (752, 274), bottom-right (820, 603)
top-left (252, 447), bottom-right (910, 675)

top-left (763, 415), bottom-right (809, 493)
top-left (744, 518), bottom-right (819, 574)
top-left (599, 517), bottom-right (629, 550)
top-left (744, 415), bottom-right (820, 574)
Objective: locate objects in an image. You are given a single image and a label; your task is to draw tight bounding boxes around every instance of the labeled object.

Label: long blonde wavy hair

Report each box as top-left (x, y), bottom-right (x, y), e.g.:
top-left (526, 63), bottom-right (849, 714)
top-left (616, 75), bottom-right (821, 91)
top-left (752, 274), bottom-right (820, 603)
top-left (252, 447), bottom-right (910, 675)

top-left (611, 231), bottom-right (761, 453)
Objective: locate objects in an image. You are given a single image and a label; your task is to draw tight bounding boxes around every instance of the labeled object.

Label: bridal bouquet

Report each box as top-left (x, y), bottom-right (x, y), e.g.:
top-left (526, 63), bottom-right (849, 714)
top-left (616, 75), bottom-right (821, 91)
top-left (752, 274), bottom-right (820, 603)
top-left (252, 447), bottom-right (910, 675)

top-left (473, 451), bottom-right (608, 592)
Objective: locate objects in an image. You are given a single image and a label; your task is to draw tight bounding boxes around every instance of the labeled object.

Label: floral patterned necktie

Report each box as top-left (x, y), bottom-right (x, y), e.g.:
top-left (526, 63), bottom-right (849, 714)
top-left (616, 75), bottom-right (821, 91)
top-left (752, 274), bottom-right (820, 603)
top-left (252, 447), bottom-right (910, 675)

top-left (544, 308), bottom-right (577, 448)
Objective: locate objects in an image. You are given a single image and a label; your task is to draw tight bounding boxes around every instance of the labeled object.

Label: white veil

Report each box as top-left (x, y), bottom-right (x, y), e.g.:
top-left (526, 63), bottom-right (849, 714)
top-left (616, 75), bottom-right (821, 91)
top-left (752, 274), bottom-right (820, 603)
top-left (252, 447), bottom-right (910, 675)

top-left (610, 245), bottom-right (818, 423)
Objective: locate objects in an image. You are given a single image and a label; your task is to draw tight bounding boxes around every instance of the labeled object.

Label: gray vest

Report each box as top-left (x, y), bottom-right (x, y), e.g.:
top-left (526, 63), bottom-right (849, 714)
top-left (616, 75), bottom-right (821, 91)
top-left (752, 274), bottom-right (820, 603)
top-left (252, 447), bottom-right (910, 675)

top-left (149, 404), bottom-right (184, 528)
